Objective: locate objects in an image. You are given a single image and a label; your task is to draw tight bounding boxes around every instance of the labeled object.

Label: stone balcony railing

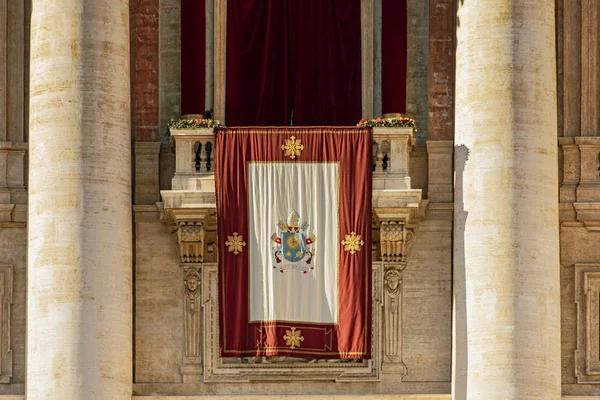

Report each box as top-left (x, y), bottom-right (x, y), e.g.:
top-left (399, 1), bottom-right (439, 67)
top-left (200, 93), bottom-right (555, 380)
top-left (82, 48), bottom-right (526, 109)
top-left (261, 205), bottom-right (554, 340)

top-left (170, 128), bottom-right (215, 192)
top-left (167, 126), bottom-right (416, 192)
top-left (161, 126), bottom-right (424, 249)
top-left (161, 126), bottom-right (423, 227)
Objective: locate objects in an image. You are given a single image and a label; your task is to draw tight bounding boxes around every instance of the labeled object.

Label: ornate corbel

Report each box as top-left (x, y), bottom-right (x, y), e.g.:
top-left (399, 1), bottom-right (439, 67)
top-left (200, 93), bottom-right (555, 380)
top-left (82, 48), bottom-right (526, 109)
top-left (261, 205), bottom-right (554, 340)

top-left (382, 263), bottom-right (407, 375)
top-left (181, 267), bottom-right (203, 381)
top-left (184, 268), bottom-right (202, 358)
top-left (379, 220), bottom-right (415, 263)
top-left (176, 221), bottom-right (205, 263)
top-left (374, 207), bottom-right (420, 377)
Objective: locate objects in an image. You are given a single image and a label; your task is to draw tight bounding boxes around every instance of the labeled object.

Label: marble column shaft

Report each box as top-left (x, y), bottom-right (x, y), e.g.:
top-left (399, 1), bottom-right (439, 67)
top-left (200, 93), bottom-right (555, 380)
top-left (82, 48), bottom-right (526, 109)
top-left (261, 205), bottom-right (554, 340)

top-left (453, 1), bottom-right (561, 399)
top-left (27, 1), bottom-right (132, 399)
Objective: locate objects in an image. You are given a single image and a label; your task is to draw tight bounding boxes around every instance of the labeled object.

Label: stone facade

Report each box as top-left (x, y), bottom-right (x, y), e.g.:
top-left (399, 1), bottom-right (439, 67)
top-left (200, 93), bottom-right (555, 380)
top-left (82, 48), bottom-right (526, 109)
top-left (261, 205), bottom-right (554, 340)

top-left (0, 0), bottom-right (598, 399)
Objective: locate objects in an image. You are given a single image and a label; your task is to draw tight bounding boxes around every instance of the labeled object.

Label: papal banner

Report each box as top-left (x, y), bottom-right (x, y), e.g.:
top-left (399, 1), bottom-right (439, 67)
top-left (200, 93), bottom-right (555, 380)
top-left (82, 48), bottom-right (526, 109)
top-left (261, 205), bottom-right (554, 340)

top-left (215, 127), bottom-right (372, 359)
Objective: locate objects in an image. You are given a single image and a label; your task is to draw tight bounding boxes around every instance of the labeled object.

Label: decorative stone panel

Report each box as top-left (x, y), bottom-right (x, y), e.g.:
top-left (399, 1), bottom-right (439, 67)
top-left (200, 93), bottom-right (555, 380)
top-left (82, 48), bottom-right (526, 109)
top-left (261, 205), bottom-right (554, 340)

top-left (575, 264), bottom-right (600, 383)
top-left (182, 266), bottom-right (203, 382)
top-left (0, 265), bottom-right (13, 383)
top-left (202, 262), bottom-right (382, 382)
top-left (177, 221), bottom-right (205, 263)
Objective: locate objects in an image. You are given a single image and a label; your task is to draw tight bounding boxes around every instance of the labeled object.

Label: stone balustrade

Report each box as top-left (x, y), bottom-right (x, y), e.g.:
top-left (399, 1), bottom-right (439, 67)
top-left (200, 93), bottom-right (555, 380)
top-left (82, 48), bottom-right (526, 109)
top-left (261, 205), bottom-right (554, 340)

top-left (170, 128), bottom-right (215, 191)
top-left (170, 126), bottom-right (415, 192)
top-left (372, 127), bottom-right (415, 190)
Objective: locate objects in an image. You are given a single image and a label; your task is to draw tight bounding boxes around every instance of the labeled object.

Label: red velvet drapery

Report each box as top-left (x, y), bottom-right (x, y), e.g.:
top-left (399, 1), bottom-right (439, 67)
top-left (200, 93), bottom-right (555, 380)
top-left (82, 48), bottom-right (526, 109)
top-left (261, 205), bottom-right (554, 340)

top-left (288, 0), bottom-right (361, 126)
top-left (216, 127), bottom-right (372, 358)
top-left (226, 0), bottom-right (290, 125)
top-left (181, 0), bottom-right (206, 115)
top-left (381, 0), bottom-right (407, 114)
top-left (226, 0), bottom-right (361, 126)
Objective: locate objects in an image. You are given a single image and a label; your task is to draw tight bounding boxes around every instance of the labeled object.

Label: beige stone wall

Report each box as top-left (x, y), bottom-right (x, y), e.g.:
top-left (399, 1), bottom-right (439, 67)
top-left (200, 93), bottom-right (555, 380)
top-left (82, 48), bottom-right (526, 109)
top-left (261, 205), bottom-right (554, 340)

top-left (159, 0), bottom-right (181, 144)
top-left (134, 209), bottom-right (184, 383)
top-left (402, 209), bottom-right (451, 383)
top-left (406, 0), bottom-right (429, 143)
top-left (132, 208), bottom-right (451, 396)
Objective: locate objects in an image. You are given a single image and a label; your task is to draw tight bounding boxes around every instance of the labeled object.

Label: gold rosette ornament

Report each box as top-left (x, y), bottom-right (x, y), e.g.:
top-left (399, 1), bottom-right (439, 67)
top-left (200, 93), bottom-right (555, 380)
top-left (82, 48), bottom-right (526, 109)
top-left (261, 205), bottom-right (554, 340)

top-left (281, 136), bottom-right (304, 159)
top-left (225, 232), bottom-right (246, 255)
top-left (342, 232), bottom-right (364, 254)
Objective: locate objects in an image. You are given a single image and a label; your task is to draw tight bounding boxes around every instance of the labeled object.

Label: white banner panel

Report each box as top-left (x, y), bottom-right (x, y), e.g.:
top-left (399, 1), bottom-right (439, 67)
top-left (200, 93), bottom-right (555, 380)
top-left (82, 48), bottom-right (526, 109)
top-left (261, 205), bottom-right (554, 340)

top-left (247, 162), bottom-right (339, 324)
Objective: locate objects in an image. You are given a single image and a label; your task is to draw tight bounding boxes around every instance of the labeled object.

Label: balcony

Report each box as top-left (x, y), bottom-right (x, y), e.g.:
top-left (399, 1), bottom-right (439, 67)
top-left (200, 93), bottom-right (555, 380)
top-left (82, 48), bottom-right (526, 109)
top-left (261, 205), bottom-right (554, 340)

top-left (158, 126), bottom-right (425, 382)
top-left (161, 126), bottom-right (422, 217)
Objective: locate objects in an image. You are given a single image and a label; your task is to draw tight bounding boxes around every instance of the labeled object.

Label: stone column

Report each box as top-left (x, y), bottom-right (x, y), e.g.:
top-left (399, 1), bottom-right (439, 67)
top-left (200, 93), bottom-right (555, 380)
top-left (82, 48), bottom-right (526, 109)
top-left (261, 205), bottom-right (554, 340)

top-left (27, 2), bottom-right (132, 399)
top-left (453, 1), bottom-right (560, 399)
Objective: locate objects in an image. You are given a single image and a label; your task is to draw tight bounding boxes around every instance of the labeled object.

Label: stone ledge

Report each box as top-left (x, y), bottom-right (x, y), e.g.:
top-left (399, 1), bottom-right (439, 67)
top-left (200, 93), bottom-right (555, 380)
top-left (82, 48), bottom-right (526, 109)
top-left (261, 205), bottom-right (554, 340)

top-left (0, 142), bottom-right (27, 151)
top-left (133, 396), bottom-right (450, 400)
top-left (573, 202), bottom-right (600, 231)
top-left (135, 141), bottom-right (162, 154)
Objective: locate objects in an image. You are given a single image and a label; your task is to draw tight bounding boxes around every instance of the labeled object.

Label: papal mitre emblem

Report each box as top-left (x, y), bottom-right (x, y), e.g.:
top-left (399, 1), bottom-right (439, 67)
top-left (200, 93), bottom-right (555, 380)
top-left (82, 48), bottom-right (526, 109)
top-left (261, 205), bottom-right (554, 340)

top-left (271, 210), bottom-right (317, 273)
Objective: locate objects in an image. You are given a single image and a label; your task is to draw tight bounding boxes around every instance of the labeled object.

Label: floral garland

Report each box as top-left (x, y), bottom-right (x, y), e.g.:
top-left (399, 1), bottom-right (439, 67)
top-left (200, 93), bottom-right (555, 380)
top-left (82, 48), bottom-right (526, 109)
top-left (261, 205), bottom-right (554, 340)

top-left (168, 117), bottom-right (223, 130)
top-left (357, 116), bottom-right (416, 129)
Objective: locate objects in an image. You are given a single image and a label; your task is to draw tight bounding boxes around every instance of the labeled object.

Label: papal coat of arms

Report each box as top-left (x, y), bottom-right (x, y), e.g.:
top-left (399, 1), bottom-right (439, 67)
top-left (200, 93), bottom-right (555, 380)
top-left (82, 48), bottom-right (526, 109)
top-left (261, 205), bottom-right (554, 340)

top-left (271, 211), bottom-right (317, 274)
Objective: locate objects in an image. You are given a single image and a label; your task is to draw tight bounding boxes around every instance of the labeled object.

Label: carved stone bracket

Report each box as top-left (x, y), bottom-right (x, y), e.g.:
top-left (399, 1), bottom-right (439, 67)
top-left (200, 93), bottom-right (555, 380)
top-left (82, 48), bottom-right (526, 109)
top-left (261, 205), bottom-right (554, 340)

top-left (158, 204), bottom-right (217, 382)
top-left (382, 263), bottom-right (407, 376)
top-left (182, 266), bottom-right (203, 382)
top-left (374, 205), bottom-right (421, 379)
top-left (184, 268), bottom-right (202, 358)
top-left (159, 205), bottom-right (217, 264)
top-left (374, 205), bottom-right (419, 264)
top-left (379, 220), bottom-right (415, 263)
top-left (177, 221), bottom-right (205, 263)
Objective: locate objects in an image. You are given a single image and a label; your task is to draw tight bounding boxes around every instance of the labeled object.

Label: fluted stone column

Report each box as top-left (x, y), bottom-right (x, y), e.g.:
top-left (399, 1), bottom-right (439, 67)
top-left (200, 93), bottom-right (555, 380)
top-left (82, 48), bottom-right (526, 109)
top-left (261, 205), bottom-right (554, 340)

top-left (28, 2), bottom-right (132, 399)
top-left (453, 1), bottom-right (560, 399)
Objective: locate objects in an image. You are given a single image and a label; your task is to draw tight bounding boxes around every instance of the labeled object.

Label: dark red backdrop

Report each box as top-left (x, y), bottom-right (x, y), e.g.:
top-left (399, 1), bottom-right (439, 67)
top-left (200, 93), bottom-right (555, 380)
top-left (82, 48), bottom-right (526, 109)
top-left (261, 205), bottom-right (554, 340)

top-left (382, 0), bottom-right (408, 114)
top-left (215, 127), bottom-right (372, 358)
top-left (181, 0), bottom-right (206, 115)
top-left (226, 0), bottom-right (362, 126)
top-left (181, 0), bottom-right (408, 124)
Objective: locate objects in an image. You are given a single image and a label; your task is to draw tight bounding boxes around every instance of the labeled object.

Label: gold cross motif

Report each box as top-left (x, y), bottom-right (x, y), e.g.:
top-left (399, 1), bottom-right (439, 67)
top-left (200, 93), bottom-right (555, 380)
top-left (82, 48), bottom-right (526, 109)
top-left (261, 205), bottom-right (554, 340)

top-left (225, 232), bottom-right (246, 255)
top-left (281, 136), bottom-right (304, 159)
top-left (283, 327), bottom-right (304, 349)
top-left (342, 232), bottom-right (364, 255)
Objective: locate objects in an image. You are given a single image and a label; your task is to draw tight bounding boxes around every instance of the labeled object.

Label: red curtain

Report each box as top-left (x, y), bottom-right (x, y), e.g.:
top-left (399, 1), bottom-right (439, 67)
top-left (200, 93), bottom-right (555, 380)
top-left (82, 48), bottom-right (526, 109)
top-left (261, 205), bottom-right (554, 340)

top-left (288, 0), bottom-right (361, 126)
top-left (382, 0), bottom-right (407, 114)
top-left (181, 0), bottom-right (206, 115)
top-left (226, 0), bottom-right (361, 126)
top-left (216, 127), bottom-right (372, 358)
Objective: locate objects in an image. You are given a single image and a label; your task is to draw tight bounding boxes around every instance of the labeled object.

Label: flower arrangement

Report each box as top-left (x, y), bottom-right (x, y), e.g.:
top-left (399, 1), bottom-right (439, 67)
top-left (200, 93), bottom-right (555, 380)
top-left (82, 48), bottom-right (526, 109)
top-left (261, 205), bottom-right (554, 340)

top-left (168, 117), bottom-right (223, 130)
top-left (357, 116), bottom-right (416, 129)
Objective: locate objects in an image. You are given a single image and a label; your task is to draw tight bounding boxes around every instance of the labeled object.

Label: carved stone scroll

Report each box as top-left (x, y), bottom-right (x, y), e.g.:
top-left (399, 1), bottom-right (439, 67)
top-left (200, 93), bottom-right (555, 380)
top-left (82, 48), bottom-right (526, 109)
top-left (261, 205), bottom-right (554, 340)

top-left (182, 267), bottom-right (203, 382)
top-left (382, 263), bottom-right (407, 376)
top-left (177, 221), bottom-right (205, 263)
top-left (184, 268), bottom-right (202, 357)
top-left (375, 211), bottom-right (417, 377)
top-left (379, 220), bottom-right (414, 263)
top-left (380, 220), bottom-right (404, 262)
